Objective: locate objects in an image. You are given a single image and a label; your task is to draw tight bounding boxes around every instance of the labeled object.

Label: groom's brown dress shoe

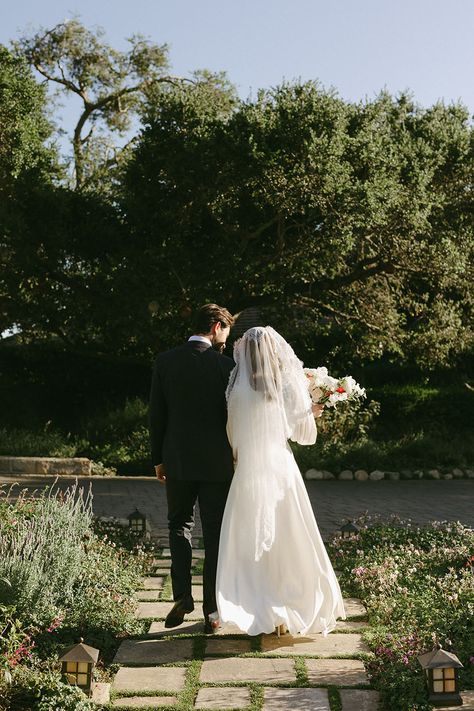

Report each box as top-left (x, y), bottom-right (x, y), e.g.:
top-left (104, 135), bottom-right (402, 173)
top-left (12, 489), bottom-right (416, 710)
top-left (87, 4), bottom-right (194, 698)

top-left (164, 597), bottom-right (194, 628)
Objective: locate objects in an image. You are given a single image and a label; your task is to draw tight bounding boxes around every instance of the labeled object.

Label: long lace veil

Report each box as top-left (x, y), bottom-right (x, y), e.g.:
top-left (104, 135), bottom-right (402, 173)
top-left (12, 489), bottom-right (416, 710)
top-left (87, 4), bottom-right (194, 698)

top-left (225, 326), bottom-right (316, 560)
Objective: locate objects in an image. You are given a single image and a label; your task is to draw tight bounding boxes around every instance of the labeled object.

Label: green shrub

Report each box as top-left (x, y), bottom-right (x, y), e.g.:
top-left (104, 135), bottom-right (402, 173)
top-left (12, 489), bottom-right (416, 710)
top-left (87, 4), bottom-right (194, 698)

top-left (0, 427), bottom-right (84, 457)
top-left (0, 604), bottom-right (36, 683)
top-left (0, 487), bottom-right (152, 675)
top-left (329, 517), bottom-right (474, 710)
top-left (83, 398), bottom-right (151, 474)
top-left (292, 398), bottom-right (381, 470)
top-left (2, 666), bottom-right (94, 711)
top-left (0, 485), bottom-right (92, 625)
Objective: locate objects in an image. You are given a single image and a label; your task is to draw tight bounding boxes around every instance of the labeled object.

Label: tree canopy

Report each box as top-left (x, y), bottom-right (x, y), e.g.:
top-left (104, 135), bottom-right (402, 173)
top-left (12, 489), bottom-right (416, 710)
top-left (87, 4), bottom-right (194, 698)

top-left (15, 20), bottom-right (236, 192)
top-left (1, 22), bottom-right (473, 370)
top-left (123, 83), bottom-right (474, 366)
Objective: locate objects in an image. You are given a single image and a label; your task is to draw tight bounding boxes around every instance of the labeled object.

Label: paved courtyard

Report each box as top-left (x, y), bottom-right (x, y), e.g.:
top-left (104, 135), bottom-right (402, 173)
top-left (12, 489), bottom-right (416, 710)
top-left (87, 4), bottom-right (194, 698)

top-left (0, 475), bottom-right (472, 540)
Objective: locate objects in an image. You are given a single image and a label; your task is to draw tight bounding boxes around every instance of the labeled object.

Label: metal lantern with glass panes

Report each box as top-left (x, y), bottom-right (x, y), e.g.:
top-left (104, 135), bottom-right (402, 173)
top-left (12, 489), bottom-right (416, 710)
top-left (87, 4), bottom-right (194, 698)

top-left (128, 508), bottom-right (147, 535)
top-left (59, 638), bottom-right (99, 695)
top-left (340, 521), bottom-right (360, 539)
top-left (417, 645), bottom-right (463, 707)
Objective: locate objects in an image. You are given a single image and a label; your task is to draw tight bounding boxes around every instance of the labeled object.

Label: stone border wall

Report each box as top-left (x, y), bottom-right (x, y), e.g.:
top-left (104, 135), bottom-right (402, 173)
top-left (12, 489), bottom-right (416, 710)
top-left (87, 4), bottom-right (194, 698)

top-left (305, 467), bottom-right (474, 481)
top-left (0, 457), bottom-right (472, 480)
top-left (0, 456), bottom-right (91, 476)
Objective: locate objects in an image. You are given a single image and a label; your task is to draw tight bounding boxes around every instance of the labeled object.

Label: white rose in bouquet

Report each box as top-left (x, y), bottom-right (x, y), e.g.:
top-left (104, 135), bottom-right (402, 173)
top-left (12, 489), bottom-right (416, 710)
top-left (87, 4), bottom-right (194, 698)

top-left (304, 367), bottom-right (366, 409)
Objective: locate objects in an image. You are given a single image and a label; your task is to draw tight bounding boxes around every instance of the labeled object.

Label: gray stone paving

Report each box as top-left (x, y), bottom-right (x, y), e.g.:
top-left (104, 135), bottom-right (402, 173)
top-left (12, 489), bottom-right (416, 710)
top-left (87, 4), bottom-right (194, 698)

top-left (205, 638), bottom-right (253, 655)
top-left (113, 638), bottom-right (193, 664)
top-left (112, 697), bottom-right (178, 708)
top-left (339, 689), bottom-right (380, 711)
top-left (148, 620), bottom-right (204, 635)
top-left (161, 584), bottom-right (203, 602)
top-left (152, 560), bottom-right (172, 569)
top-left (142, 577), bottom-right (165, 589)
top-left (261, 632), bottom-right (370, 656)
top-left (305, 658), bottom-right (368, 686)
top-left (134, 589), bottom-right (160, 601)
top-left (335, 620), bottom-right (368, 631)
top-left (200, 658), bottom-right (296, 684)
top-left (195, 687), bottom-right (251, 709)
top-left (162, 548), bottom-right (205, 558)
top-left (112, 666), bottom-right (187, 692)
top-left (2, 475), bottom-right (471, 541)
top-left (263, 688), bottom-right (330, 711)
top-left (342, 598), bottom-right (367, 617)
top-left (136, 602), bottom-right (203, 620)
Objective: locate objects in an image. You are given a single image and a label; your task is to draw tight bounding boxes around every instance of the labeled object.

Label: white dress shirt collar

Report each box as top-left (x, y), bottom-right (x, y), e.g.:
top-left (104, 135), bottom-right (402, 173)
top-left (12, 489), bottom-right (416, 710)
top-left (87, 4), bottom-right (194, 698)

top-left (188, 335), bottom-right (212, 346)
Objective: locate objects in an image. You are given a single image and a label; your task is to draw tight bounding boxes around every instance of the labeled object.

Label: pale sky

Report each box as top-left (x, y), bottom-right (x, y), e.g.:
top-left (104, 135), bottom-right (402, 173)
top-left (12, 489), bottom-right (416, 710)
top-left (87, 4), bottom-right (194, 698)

top-left (2, 0), bottom-right (474, 104)
top-left (1, 0), bottom-right (473, 145)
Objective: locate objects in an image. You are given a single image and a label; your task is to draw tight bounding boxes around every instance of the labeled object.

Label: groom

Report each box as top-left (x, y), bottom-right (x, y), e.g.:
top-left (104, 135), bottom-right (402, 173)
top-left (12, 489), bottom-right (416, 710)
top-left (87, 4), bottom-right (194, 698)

top-left (149, 303), bottom-right (235, 633)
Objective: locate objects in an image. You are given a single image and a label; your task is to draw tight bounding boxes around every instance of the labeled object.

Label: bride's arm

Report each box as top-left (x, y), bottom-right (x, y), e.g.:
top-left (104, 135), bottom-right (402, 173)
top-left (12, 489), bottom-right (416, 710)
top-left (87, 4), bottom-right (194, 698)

top-left (283, 379), bottom-right (317, 445)
top-left (290, 407), bottom-right (317, 445)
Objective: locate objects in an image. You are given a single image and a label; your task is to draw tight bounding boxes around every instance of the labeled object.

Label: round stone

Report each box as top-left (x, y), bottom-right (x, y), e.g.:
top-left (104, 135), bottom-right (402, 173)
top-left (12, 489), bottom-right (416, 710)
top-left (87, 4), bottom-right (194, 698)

top-left (369, 470), bottom-right (385, 481)
top-left (338, 470), bottom-right (354, 480)
top-left (305, 469), bottom-right (324, 480)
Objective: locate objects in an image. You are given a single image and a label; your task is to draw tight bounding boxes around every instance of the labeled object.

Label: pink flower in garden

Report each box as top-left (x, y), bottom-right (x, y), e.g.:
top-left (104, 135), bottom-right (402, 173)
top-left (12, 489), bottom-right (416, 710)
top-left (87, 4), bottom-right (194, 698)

top-left (47, 616), bottom-right (63, 633)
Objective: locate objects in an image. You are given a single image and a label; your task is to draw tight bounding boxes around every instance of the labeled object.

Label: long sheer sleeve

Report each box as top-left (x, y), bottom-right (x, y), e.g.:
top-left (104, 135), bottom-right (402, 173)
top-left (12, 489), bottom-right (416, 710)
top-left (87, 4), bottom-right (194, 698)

top-left (282, 369), bottom-right (317, 445)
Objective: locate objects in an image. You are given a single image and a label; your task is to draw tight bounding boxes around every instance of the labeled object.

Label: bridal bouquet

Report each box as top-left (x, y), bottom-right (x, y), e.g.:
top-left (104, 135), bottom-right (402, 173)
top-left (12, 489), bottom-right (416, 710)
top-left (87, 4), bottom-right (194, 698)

top-left (304, 367), bottom-right (366, 408)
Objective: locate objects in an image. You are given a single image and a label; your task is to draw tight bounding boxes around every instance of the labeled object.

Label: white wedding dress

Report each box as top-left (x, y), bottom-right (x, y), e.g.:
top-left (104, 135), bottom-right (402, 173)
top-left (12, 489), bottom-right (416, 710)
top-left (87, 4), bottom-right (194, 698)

top-left (216, 327), bottom-right (345, 636)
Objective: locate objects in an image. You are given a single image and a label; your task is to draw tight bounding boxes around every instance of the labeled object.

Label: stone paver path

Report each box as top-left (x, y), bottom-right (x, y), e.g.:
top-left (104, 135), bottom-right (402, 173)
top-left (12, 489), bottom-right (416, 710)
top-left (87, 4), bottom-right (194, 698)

top-left (261, 632), bottom-right (370, 656)
top-left (113, 697), bottom-right (178, 708)
top-left (113, 638), bottom-right (194, 664)
top-left (339, 689), bottom-right (380, 711)
top-left (112, 667), bottom-right (187, 693)
top-left (195, 687), bottom-right (251, 709)
top-left (199, 658), bottom-right (297, 684)
top-left (305, 659), bottom-right (368, 686)
top-left (263, 688), bottom-right (330, 711)
top-left (108, 548), bottom-right (380, 710)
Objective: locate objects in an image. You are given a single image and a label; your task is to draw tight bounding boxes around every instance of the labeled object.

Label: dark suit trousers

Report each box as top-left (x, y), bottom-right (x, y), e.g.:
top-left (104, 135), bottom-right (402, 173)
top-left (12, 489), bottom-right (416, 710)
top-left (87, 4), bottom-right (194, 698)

top-left (165, 479), bottom-right (231, 618)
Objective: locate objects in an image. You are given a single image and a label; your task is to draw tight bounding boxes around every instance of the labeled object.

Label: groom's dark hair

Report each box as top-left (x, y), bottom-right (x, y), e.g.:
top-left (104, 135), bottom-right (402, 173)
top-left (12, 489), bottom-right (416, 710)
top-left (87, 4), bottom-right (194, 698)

top-left (194, 303), bottom-right (234, 333)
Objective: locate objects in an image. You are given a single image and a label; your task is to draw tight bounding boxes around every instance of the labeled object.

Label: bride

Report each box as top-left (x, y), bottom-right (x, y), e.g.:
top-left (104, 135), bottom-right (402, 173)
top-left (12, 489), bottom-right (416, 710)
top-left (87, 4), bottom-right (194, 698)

top-left (216, 326), bottom-right (345, 636)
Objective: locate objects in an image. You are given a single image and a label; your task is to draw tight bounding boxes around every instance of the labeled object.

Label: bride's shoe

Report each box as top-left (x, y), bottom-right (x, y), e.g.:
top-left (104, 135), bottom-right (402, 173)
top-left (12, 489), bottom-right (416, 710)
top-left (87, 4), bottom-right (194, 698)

top-left (275, 623), bottom-right (287, 637)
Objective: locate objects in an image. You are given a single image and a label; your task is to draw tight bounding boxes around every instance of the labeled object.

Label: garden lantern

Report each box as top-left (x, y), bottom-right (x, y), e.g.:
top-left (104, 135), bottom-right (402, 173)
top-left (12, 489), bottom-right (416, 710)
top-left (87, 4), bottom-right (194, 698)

top-left (59, 638), bottom-right (99, 696)
top-left (128, 508), bottom-right (147, 535)
top-left (417, 644), bottom-right (463, 707)
top-left (339, 521), bottom-right (360, 539)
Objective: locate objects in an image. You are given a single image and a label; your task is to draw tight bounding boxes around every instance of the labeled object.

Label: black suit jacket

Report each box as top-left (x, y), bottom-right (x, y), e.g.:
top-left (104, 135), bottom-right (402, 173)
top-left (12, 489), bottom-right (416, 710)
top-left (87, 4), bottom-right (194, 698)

top-left (149, 341), bottom-right (235, 481)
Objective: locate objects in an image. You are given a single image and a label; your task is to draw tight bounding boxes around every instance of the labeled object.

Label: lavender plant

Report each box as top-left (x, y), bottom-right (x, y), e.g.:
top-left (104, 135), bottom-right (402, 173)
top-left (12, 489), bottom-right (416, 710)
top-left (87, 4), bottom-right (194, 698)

top-left (0, 483), bottom-right (92, 626)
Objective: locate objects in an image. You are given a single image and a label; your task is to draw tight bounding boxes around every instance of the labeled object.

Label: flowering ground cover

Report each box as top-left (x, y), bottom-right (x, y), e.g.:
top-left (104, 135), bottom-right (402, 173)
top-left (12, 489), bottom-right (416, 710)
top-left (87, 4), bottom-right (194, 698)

top-left (328, 515), bottom-right (474, 710)
top-left (0, 484), bottom-right (154, 710)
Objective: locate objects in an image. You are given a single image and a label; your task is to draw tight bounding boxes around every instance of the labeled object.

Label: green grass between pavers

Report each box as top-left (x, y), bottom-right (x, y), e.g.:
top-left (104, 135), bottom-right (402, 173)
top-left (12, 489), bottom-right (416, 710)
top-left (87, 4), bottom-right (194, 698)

top-left (327, 686), bottom-right (343, 711)
top-left (294, 657), bottom-right (309, 685)
top-left (160, 574), bottom-right (173, 601)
